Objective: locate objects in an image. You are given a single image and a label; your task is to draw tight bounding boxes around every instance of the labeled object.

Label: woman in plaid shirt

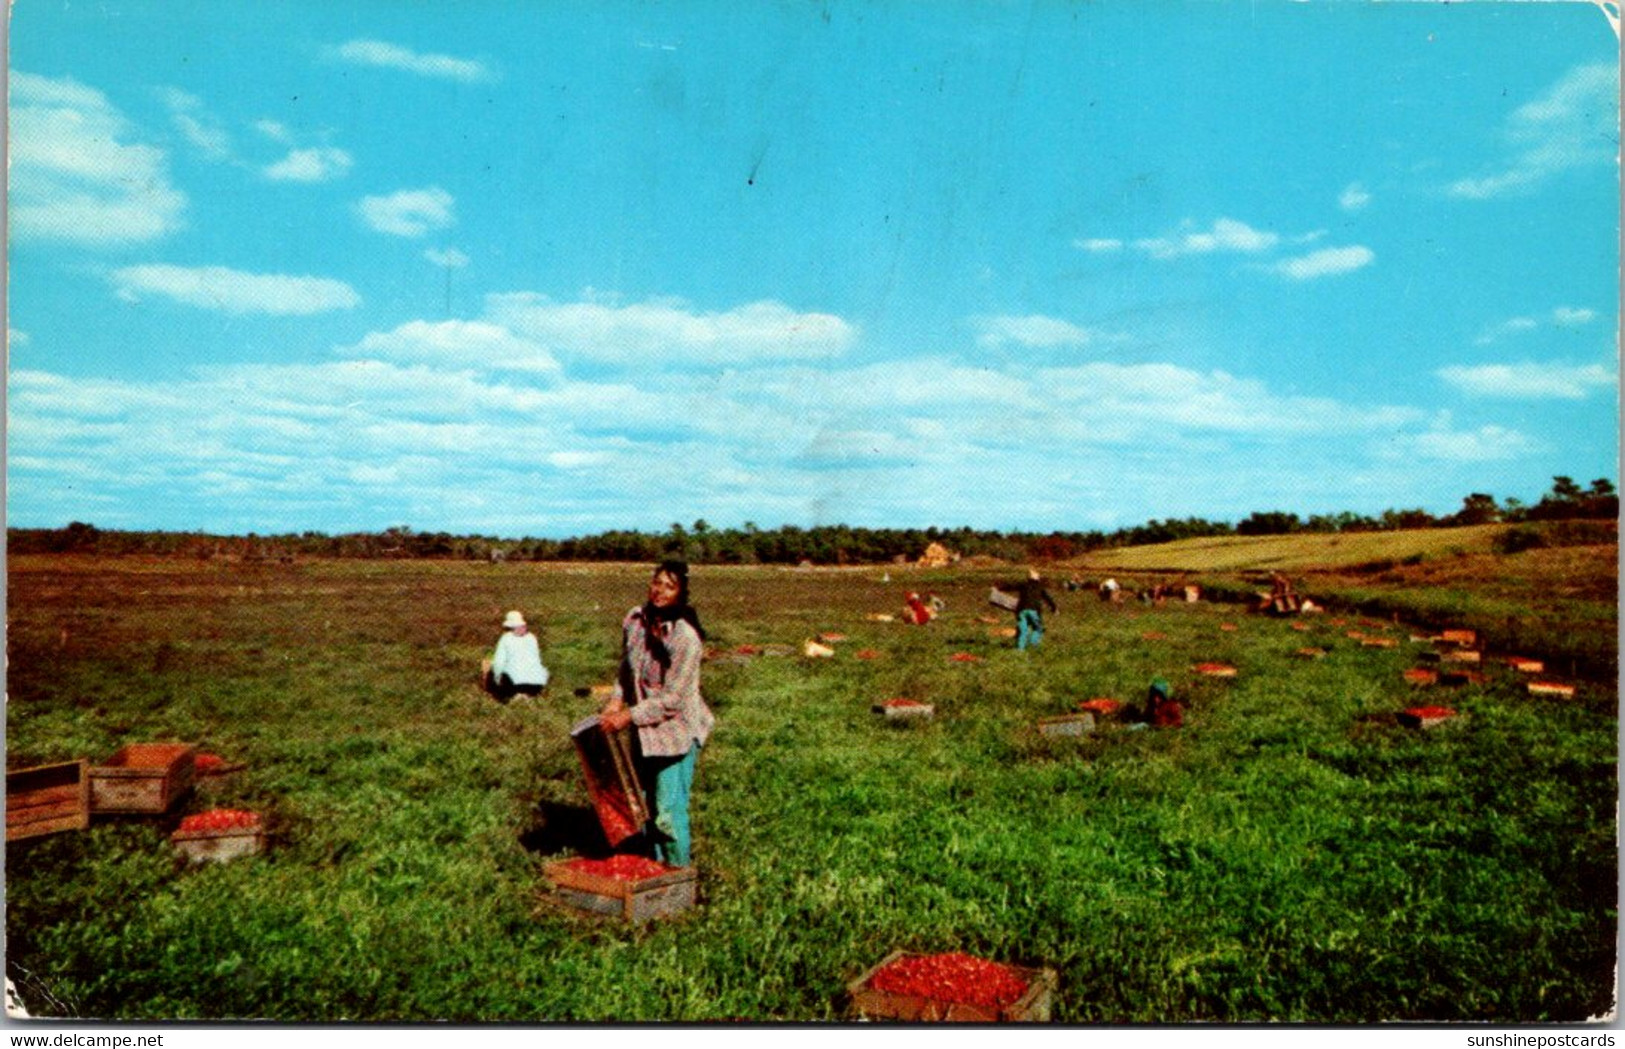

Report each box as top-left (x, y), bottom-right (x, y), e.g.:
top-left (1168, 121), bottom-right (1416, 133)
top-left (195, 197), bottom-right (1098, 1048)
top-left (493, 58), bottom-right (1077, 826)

top-left (598, 560), bottom-right (715, 867)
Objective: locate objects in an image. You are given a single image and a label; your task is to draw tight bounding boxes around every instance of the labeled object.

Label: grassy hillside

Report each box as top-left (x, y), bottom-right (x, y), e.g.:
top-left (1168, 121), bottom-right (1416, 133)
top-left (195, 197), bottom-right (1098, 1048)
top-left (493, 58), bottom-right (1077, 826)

top-left (1077, 525), bottom-right (1512, 572)
top-left (1070, 523), bottom-right (1617, 681)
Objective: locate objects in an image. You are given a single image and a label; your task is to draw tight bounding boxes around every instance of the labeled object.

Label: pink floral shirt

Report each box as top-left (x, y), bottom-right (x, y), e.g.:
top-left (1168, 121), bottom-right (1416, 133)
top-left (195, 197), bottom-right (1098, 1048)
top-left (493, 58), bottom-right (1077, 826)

top-left (613, 606), bottom-right (715, 758)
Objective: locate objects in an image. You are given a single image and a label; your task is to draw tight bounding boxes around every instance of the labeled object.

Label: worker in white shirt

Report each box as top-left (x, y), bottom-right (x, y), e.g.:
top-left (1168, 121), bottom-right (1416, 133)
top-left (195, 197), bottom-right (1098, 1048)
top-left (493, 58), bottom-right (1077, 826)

top-left (485, 609), bottom-right (549, 701)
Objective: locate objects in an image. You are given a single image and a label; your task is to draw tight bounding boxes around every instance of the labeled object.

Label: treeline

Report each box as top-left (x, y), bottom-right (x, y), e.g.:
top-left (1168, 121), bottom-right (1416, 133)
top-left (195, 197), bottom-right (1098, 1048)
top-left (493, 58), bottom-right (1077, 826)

top-left (9, 477), bottom-right (1616, 566)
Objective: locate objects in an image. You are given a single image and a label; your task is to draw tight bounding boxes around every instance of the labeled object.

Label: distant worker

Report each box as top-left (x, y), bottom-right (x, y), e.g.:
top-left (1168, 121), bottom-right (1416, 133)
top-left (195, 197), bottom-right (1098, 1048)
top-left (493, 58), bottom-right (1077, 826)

top-left (485, 609), bottom-right (549, 702)
top-left (1006, 568), bottom-right (1058, 650)
top-left (902, 591), bottom-right (935, 625)
top-left (1268, 571), bottom-right (1300, 615)
top-left (1146, 678), bottom-right (1183, 728)
top-left (1099, 577), bottom-right (1121, 603)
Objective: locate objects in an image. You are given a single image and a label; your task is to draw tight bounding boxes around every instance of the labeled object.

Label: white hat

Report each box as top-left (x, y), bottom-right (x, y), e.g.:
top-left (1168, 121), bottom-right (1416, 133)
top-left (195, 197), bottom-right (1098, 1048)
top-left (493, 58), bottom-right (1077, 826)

top-left (502, 610), bottom-right (526, 629)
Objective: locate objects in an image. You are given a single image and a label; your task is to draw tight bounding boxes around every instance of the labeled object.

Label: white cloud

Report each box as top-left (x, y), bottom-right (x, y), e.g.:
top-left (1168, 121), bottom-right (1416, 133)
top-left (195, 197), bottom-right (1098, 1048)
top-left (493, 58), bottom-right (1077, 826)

top-left (1473, 316), bottom-right (1541, 345)
top-left (831, 360), bottom-right (1033, 411)
top-left (974, 314), bottom-right (1098, 349)
top-left (8, 71), bottom-right (187, 245)
top-left (1038, 362), bottom-right (1420, 438)
top-left (1074, 238), bottom-right (1123, 252)
top-left (158, 87), bottom-right (232, 161)
top-left (255, 120), bottom-right (293, 144)
top-left (10, 332), bottom-right (1549, 534)
top-left (358, 186), bottom-right (455, 237)
top-left (1552, 306), bottom-right (1598, 326)
top-left (109, 265), bottom-right (360, 315)
top-left (1474, 307), bottom-right (1602, 344)
top-left (548, 451), bottom-right (613, 469)
top-left (1134, 217), bottom-right (1280, 259)
top-left (1400, 425), bottom-right (1539, 462)
top-left (206, 360), bottom-right (512, 420)
top-left (265, 147), bottom-right (353, 183)
top-left (1436, 362), bottom-right (1617, 400)
top-left (9, 330), bottom-right (31, 348)
top-left (485, 294), bottom-right (857, 365)
top-left (335, 39), bottom-right (494, 82)
top-left (336, 320), bottom-right (562, 376)
top-left (8, 368), bottom-right (189, 418)
top-left (1338, 183), bottom-right (1371, 211)
top-left (1272, 245), bottom-right (1374, 281)
top-left (425, 248), bottom-right (471, 268)
top-left (1448, 62), bottom-right (1619, 200)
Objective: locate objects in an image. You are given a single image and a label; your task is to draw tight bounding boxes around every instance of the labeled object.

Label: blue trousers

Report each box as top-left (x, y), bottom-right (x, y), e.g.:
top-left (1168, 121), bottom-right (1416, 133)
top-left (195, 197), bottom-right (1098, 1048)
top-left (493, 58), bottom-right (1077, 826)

top-left (1017, 609), bottom-right (1044, 649)
top-left (645, 744), bottom-right (700, 866)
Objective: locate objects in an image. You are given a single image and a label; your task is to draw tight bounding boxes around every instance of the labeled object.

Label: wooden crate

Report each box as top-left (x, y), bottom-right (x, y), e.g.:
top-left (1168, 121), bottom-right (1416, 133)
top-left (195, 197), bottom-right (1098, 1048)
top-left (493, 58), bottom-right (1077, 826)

top-left (1037, 713), bottom-right (1095, 737)
top-left (847, 950), bottom-right (1057, 1022)
top-left (6, 760), bottom-right (90, 841)
top-left (89, 743), bottom-right (195, 814)
top-left (1504, 657), bottom-right (1544, 673)
top-left (1193, 662), bottom-right (1238, 678)
top-left (1440, 649), bottom-right (1481, 664)
top-left (1528, 681), bottom-right (1577, 699)
top-left (1398, 707), bottom-right (1457, 729)
top-left (1361, 637), bottom-right (1399, 649)
top-left (543, 860), bottom-right (697, 923)
top-left (171, 826), bottom-right (265, 863)
top-left (1440, 629), bottom-right (1478, 646)
top-left (1402, 668), bottom-right (1439, 686)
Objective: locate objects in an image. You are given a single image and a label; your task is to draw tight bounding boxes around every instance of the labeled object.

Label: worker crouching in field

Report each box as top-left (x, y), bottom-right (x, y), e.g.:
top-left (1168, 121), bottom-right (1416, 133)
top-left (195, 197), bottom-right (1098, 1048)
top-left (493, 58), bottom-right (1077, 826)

top-left (484, 609), bottom-right (549, 702)
top-left (1006, 569), bottom-right (1058, 650)
top-left (1126, 678), bottom-right (1183, 729)
top-left (902, 591), bottom-right (936, 625)
top-left (598, 561), bottom-right (715, 868)
top-left (1259, 571), bottom-right (1302, 615)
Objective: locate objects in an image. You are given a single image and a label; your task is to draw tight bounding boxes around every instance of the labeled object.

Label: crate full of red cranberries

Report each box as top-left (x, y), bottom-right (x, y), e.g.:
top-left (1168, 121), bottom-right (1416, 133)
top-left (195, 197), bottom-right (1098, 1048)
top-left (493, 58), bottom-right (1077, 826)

top-left (170, 808), bottom-right (265, 863)
top-left (847, 950), bottom-right (1057, 1022)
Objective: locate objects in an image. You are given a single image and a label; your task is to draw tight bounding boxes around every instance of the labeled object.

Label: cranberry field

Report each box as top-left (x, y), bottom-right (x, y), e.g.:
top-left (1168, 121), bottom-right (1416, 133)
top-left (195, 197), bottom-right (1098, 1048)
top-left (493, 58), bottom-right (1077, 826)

top-left (5, 548), bottom-right (1617, 1021)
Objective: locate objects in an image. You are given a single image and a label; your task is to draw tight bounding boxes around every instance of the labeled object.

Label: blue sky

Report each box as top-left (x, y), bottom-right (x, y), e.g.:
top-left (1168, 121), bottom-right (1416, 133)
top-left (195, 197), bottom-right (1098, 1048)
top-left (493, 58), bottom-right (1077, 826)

top-left (7, 1), bottom-right (1619, 537)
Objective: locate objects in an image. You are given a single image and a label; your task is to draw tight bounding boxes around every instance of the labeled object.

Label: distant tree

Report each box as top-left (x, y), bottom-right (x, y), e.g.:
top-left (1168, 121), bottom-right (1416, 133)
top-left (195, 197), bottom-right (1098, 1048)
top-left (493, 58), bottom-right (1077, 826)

top-left (1030, 533), bottom-right (1081, 560)
top-left (1236, 511), bottom-right (1301, 536)
top-left (1550, 476), bottom-right (1584, 502)
top-left (61, 521), bottom-right (101, 552)
top-left (1528, 475), bottom-right (1617, 521)
top-left (1453, 492), bottom-right (1501, 526)
top-left (1380, 508), bottom-right (1436, 530)
top-left (665, 522), bottom-right (689, 558)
